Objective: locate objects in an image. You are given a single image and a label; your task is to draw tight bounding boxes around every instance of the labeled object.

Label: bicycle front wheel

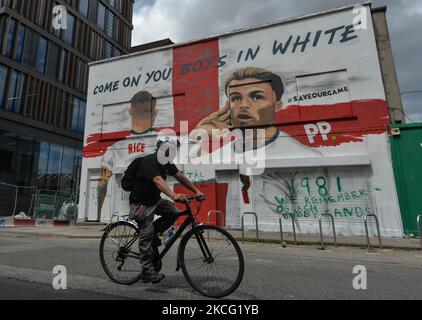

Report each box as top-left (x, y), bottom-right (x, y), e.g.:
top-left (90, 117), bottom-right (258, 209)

top-left (180, 225), bottom-right (244, 298)
top-left (99, 221), bottom-right (142, 285)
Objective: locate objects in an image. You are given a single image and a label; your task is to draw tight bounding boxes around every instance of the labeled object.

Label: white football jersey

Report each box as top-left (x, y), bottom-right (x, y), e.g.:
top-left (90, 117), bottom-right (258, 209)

top-left (101, 130), bottom-right (158, 173)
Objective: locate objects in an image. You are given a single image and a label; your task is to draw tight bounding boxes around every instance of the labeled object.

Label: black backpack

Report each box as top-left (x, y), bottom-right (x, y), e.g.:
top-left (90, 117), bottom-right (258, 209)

top-left (120, 157), bottom-right (144, 192)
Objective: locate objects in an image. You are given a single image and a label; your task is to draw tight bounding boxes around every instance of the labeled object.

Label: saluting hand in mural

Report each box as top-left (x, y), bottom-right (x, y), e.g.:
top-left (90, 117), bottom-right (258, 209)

top-left (195, 101), bottom-right (233, 136)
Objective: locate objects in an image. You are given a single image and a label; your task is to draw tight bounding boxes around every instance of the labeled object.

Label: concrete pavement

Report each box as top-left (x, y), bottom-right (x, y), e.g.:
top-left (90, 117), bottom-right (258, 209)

top-left (0, 224), bottom-right (421, 250)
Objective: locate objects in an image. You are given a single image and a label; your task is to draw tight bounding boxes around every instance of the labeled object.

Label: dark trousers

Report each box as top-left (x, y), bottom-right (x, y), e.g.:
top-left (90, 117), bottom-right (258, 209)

top-left (130, 199), bottom-right (179, 273)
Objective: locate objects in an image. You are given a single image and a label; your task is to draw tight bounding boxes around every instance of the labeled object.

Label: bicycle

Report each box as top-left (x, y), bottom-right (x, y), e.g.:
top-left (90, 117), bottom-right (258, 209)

top-left (99, 196), bottom-right (245, 298)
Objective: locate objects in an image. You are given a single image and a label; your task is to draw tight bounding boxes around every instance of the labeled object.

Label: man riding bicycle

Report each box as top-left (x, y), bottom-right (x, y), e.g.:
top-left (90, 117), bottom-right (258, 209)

top-left (129, 136), bottom-right (204, 284)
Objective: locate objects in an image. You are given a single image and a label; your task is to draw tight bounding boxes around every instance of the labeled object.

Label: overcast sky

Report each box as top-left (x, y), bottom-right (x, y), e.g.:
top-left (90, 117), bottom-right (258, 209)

top-left (132, 0), bottom-right (422, 122)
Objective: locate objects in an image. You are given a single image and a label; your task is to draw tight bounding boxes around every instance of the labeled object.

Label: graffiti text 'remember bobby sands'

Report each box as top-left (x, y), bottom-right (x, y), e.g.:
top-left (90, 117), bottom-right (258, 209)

top-left (97, 91), bottom-right (158, 219)
top-left (195, 67), bottom-right (320, 162)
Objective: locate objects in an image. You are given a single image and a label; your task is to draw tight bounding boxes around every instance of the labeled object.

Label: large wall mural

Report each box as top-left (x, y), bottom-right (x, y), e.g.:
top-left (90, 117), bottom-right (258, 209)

top-left (79, 4), bottom-right (403, 237)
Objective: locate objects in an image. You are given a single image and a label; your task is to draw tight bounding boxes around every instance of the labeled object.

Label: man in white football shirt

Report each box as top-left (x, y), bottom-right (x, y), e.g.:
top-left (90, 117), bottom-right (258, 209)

top-left (97, 91), bottom-right (158, 219)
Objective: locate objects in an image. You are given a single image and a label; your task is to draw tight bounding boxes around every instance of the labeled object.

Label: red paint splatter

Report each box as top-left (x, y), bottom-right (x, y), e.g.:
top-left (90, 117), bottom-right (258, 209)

top-left (83, 131), bottom-right (131, 158)
top-left (277, 99), bottom-right (390, 147)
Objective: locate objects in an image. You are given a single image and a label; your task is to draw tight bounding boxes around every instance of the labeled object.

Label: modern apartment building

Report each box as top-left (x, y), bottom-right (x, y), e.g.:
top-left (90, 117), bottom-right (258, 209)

top-left (0, 0), bottom-right (134, 215)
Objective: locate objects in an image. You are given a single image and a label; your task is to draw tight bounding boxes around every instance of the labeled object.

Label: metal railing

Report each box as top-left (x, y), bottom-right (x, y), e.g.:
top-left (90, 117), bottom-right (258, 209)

top-left (207, 210), bottom-right (225, 227)
top-left (0, 182), bottom-right (37, 217)
top-left (417, 215), bottom-right (422, 250)
top-left (241, 212), bottom-right (259, 244)
top-left (33, 192), bottom-right (76, 221)
top-left (364, 214), bottom-right (383, 251)
top-left (318, 214), bottom-right (338, 250)
top-left (279, 213), bottom-right (297, 246)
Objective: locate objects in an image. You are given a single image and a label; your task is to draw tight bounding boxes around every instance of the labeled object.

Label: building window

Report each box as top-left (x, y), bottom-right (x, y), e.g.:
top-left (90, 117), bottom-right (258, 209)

top-left (78, 0), bottom-right (89, 17)
top-left (60, 147), bottom-right (76, 194)
top-left (58, 50), bottom-right (68, 83)
top-left (7, 70), bottom-right (24, 113)
top-left (0, 16), bottom-right (6, 53)
top-left (5, 18), bottom-right (16, 58)
top-left (0, 64), bottom-right (8, 107)
top-left (88, 0), bottom-right (98, 23)
top-left (109, 0), bottom-right (120, 12)
top-left (15, 24), bottom-right (26, 62)
top-left (97, 2), bottom-right (106, 30)
top-left (35, 0), bottom-right (47, 26)
top-left (35, 36), bottom-right (48, 73)
top-left (105, 42), bottom-right (113, 58)
top-left (71, 97), bottom-right (86, 133)
top-left (106, 11), bottom-right (115, 38)
top-left (0, 0), bottom-right (12, 9)
top-left (22, 28), bottom-right (37, 67)
top-left (36, 141), bottom-right (50, 189)
top-left (45, 42), bottom-right (59, 78)
top-left (46, 143), bottom-right (63, 190)
top-left (62, 13), bottom-right (75, 45)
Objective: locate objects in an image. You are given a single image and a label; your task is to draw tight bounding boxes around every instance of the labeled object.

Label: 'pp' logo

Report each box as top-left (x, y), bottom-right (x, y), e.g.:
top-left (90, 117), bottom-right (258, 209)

top-left (304, 122), bottom-right (332, 144)
top-left (52, 5), bottom-right (67, 30)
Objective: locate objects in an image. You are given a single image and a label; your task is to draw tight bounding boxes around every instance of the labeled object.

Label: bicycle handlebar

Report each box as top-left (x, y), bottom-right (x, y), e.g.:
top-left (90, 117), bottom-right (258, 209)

top-left (182, 196), bottom-right (207, 203)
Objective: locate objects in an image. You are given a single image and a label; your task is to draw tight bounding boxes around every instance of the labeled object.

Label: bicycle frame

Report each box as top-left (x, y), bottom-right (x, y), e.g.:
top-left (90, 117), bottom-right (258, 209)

top-left (120, 200), bottom-right (212, 264)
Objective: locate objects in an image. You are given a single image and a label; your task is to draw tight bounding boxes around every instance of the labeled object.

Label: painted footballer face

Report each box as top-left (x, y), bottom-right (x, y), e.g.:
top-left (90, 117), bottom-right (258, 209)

top-left (228, 78), bottom-right (283, 128)
top-left (129, 100), bottom-right (158, 134)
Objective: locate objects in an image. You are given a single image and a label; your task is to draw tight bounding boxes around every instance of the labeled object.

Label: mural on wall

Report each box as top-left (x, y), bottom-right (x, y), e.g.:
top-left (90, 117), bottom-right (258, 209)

top-left (79, 4), bottom-right (403, 237)
top-left (254, 167), bottom-right (376, 235)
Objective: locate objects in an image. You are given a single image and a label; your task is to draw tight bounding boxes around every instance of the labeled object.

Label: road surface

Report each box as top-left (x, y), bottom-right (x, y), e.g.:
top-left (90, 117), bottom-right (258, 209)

top-left (0, 233), bottom-right (421, 300)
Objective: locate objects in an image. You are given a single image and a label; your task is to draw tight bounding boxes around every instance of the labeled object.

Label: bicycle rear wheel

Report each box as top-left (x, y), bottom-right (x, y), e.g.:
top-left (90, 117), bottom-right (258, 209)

top-left (99, 221), bottom-right (142, 285)
top-left (180, 225), bottom-right (244, 298)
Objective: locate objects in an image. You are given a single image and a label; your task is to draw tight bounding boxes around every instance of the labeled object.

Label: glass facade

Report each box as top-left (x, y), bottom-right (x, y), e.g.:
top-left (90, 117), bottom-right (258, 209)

top-left (71, 97), bottom-right (87, 133)
top-left (35, 36), bottom-right (48, 73)
top-left (15, 24), bottom-right (26, 62)
top-left (62, 13), bottom-right (75, 45)
top-left (79, 0), bottom-right (89, 18)
top-left (45, 42), bottom-right (59, 78)
top-left (7, 70), bottom-right (24, 112)
top-left (0, 64), bottom-right (7, 106)
top-left (97, 2), bottom-right (106, 31)
top-left (0, 1), bottom-right (133, 218)
top-left (5, 18), bottom-right (15, 57)
top-left (0, 129), bottom-right (82, 195)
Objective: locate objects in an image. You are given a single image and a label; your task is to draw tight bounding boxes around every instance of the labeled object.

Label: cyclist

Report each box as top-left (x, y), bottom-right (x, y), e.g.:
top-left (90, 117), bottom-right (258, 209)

top-left (129, 136), bottom-right (204, 284)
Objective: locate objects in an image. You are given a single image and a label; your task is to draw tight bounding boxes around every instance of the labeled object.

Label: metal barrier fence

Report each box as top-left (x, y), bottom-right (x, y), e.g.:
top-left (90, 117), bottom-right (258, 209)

top-left (0, 182), bottom-right (37, 217)
top-left (364, 214), bottom-right (383, 251)
top-left (318, 214), bottom-right (338, 250)
top-left (0, 182), bottom-right (76, 221)
top-left (241, 212), bottom-right (259, 244)
top-left (279, 213), bottom-right (297, 246)
top-left (33, 191), bottom-right (76, 220)
top-left (207, 210), bottom-right (225, 227)
top-left (417, 215), bottom-right (422, 250)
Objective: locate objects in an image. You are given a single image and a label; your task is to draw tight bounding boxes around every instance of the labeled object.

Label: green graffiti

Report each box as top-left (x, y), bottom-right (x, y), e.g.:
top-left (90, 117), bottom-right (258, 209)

top-left (121, 191), bottom-right (130, 201)
top-left (186, 170), bottom-right (205, 181)
top-left (267, 176), bottom-right (374, 220)
top-left (326, 207), bottom-right (373, 218)
top-left (316, 177), bottom-right (328, 197)
top-left (300, 178), bottom-right (311, 196)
